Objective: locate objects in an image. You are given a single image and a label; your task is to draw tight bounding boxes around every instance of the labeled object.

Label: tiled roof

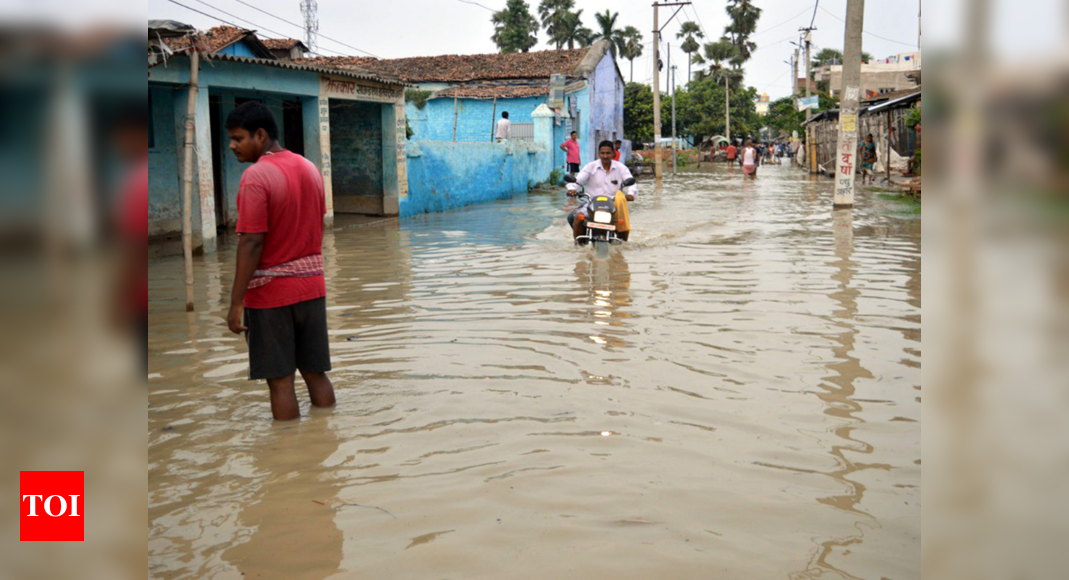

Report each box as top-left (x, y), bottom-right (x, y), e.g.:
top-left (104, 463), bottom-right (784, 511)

top-left (435, 83), bottom-right (549, 99)
top-left (262, 38), bottom-right (304, 50)
top-left (164, 25), bottom-right (249, 53)
top-left (299, 46), bottom-right (591, 83)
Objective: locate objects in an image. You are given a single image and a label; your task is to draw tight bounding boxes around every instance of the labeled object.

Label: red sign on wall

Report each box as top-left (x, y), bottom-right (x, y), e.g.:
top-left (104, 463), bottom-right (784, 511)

top-left (20, 471), bottom-right (84, 541)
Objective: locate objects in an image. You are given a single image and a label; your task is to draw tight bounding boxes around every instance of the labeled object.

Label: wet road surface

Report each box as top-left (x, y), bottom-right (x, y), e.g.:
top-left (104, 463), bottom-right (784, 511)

top-left (149, 162), bottom-right (920, 579)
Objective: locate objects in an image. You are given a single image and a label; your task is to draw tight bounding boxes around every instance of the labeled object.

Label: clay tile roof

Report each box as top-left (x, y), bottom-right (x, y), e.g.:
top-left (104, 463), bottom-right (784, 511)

top-left (262, 38), bottom-right (304, 50)
top-left (299, 46), bottom-right (591, 84)
top-left (165, 25), bottom-right (249, 53)
top-left (436, 83), bottom-right (549, 100)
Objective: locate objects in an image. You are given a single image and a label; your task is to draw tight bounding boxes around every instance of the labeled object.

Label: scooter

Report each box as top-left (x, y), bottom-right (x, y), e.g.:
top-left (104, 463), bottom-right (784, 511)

top-left (564, 174), bottom-right (636, 257)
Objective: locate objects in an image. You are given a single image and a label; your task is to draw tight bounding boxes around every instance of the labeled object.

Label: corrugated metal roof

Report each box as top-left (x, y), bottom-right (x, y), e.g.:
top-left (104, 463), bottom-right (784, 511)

top-left (864, 90), bottom-right (921, 114)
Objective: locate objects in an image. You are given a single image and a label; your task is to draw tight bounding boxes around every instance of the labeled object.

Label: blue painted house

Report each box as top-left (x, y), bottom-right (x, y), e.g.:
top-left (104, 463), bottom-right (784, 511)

top-left (148, 24), bottom-right (409, 253)
top-left (304, 40), bottom-right (625, 172)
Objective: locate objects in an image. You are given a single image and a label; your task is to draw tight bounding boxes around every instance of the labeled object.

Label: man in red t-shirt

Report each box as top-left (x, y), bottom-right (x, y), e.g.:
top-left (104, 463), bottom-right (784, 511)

top-left (725, 143), bottom-right (738, 164)
top-left (225, 102), bottom-right (335, 420)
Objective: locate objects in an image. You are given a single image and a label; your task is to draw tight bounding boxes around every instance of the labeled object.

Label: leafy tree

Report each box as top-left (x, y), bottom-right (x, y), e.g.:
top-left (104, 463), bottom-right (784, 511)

top-left (812, 48), bottom-right (842, 68)
top-left (676, 21), bottom-right (704, 84)
top-left (592, 10), bottom-right (625, 57)
top-left (537, 0), bottom-right (574, 50)
top-left (693, 39), bottom-right (738, 84)
top-left (763, 96), bottom-right (805, 139)
top-left (624, 82), bottom-right (655, 143)
top-left (491, 0), bottom-right (539, 53)
top-left (723, 0), bottom-right (761, 66)
top-left (554, 9), bottom-right (593, 49)
top-left (620, 26), bottom-right (644, 83)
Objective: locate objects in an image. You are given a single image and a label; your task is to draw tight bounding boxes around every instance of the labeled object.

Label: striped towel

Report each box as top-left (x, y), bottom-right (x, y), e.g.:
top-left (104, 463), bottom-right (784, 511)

top-left (248, 254), bottom-right (324, 289)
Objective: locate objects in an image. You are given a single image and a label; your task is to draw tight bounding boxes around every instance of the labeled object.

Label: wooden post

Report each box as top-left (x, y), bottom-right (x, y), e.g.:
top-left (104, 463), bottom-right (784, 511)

top-left (453, 95), bottom-right (458, 142)
top-left (490, 96), bottom-right (497, 142)
top-left (886, 112), bottom-right (893, 183)
top-left (181, 49), bottom-right (200, 312)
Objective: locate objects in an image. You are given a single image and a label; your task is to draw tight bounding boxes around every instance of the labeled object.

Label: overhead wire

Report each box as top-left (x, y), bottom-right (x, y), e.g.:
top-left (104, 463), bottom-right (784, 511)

top-left (164, 0), bottom-right (345, 56)
top-left (226, 0), bottom-right (379, 57)
top-left (818, 5), bottom-right (918, 47)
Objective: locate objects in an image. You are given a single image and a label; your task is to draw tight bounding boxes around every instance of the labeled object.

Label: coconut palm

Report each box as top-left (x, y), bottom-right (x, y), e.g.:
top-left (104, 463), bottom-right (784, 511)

top-left (537, 0), bottom-right (575, 49)
top-left (620, 26), bottom-right (644, 83)
top-left (592, 9), bottom-right (625, 57)
top-left (491, 0), bottom-right (539, 53)
top-left (700, 38), bottom-right (739, 83)
top-left (554, 9), bottom-right (593, 50)
top-left (676, 21), bottom-right (704, 83)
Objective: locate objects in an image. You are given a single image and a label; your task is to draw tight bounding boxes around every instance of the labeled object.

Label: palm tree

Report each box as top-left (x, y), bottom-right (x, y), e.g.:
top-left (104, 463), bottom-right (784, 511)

top-left (592, 10), bottom-right (625, 57)
top-left (554, 9), bottom-right (593, 49)
top-left (676, 21), bottom-right (703, 84)
top-left (537, 0), bottom-right (574, 50)
top-left (701, 38), bottom-right (739, 83)
top-left (620, 26), bottom-right (644, 83)
top-left (724, 0), bottom-right (761, 65)
top-left (491, 0), bottom-right (539, 53)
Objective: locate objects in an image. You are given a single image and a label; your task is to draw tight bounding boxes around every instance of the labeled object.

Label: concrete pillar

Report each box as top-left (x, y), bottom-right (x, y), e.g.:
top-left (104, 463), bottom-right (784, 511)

top-left (316, 96), bottom-right (334, 226)
top-left (194, 85), bottom-right (217, 253)
top-left (302, 96), bottom-right (321, 172)
top-left (532, 104), bottom-right (555, 182)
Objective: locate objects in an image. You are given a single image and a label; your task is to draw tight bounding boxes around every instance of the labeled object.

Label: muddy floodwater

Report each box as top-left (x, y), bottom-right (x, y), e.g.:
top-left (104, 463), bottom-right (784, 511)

top-left (148, 162), bottom-right (920, 579)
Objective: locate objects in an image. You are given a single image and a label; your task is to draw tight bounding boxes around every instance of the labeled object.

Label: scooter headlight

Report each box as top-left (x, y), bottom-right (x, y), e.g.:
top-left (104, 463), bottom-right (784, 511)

top-left (593, 210), bottom-right (613, 224)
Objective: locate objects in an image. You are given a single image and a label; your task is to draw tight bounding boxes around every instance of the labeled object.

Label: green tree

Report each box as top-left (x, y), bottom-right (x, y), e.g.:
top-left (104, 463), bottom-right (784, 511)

top-left (764, 96), bottom-right (805, 139)
top-left (723, 0), bottom-right (761, 66)
top-left (537, 0), bottom-right (574, 49)
top-left (624, 82), bottom-right (655, 143)
top-left (676, 21), bottom-right (704, 84)
top-left (554, 9), bottom-right (593, 49)
top-left (592, 10), bottom-right (625, 57)
top-left (694, 39), bottom-right (738, 84)
top-left (812, 48), bottom-right (842, 67)
top-left (620, 26), bottom-right (644, 83)
top-left (491, 0), bottom-right (539, 53)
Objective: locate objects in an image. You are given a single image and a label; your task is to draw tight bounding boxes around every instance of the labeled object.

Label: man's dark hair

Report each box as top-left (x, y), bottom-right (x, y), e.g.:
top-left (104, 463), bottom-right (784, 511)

top-left (570, 131), bottom-right (577, 136)
top-left (226, 101), bottom-right (279, 140)
top-left (502, 111), bottom-right (509, 119)
top-left (598, 140), bottom-right (614, 152)
top-left (614, 140), bottom-right (622, 146)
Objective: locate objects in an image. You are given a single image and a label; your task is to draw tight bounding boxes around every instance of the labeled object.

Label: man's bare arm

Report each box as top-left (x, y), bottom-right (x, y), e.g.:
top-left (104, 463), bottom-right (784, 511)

top-left (228, 233), bottom-right (265, 333)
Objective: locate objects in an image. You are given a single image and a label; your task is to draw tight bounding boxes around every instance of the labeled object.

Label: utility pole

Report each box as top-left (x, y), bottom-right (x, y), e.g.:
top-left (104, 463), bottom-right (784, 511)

top-left (671, 64), bottom-right (678, 173)
top-left (724, 73), bottom-right (730, 143)
top-left (793, 47), bottom-right (800, 97)
top-left (834, 0), bottom-right (865, 208)
top-left (181, 48), bottom-right (200, 312)
top-left (801, 27), bottom-right (815, 174)
top-left (652, 1), bottom-right (691, 186)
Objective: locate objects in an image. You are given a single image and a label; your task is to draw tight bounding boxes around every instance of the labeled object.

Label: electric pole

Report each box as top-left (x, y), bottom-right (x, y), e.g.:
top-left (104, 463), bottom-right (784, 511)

top-left (671, 64), bottom-right (678, 174)
top-left (724, 73), bottom-right (730, 143)
top-left (652, 1), bottom-right (691, 186)
top-left (801, 27), bottom-right (815, 174)
top-left (834, 0), bottom-right (865, 208)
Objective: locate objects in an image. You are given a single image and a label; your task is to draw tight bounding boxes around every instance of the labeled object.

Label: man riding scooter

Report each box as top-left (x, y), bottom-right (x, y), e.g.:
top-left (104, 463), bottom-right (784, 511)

top-left (567, 140), bottom-right (638, 242)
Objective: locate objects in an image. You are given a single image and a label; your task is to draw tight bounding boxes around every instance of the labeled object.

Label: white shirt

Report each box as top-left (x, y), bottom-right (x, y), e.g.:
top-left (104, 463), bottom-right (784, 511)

top-left (742, 147), bottom-right (756, 166)
top-left (573, 160), bottom-right (638, 199)
top-left (495, 118), bottom-right (511, 140)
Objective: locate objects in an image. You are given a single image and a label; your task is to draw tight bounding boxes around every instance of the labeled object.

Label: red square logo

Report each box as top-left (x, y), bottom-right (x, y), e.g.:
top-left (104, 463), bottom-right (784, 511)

top-left (20, 471), bottom-right (84, 541)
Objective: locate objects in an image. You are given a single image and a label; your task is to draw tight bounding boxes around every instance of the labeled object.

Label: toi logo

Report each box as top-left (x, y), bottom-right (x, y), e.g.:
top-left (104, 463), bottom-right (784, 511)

top-left (20, 471), bottom-right (84, 541)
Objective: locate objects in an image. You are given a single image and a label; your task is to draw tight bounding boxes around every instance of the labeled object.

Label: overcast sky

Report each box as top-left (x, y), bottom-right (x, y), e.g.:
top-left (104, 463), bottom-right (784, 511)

top-left (143, 0), bottom-right (1049, 100)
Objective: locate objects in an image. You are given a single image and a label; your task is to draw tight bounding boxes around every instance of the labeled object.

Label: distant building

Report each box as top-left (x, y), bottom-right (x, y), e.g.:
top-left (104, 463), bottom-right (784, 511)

top-left (815, 51), bottom-right (921, 99)
top-left (756, 92), bottom-right (771, 116)
top-left (302, 40), bottom-right (625, 169)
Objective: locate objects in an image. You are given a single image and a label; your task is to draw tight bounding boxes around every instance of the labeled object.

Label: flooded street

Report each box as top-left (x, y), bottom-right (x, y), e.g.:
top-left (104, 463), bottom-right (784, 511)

top-left (148, 162), bottom-right (920, 579)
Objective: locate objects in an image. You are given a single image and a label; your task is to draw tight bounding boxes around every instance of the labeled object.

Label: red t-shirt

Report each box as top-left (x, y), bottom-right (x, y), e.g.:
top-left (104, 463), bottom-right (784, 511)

top-left (613, 150), bottom-right (621, 161)
top-left (236, 150), bottom-right (326, 310)
top-left (726, 145), bottom-right (737, 160)
top-left (561, 139), bottom-right (581, 164)
top-left (122, 159), bottom-right (148, 314)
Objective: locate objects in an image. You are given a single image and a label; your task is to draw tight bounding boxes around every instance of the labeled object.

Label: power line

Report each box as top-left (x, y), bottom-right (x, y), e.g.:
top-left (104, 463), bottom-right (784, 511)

top-left (455, 0), bottom-right (496, 12)
top-left (810, 0), bottom-right (820, 30)
top-left (164, 0), bottom-right (343, 56)
top-left (818, 5), bottom-right (917, 48)
top-left (753, 4), bottom-right (816, 37)
top-left (226, 0), bottom-right (379, 57)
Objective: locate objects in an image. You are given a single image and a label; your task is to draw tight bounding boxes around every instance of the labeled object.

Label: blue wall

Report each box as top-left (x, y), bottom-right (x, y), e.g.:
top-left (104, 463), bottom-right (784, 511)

top-left (330, 100), bottom-right (384, 198)
top-left (587, 52), bottom-right (625, 162)
top-left (406, 95), bottom-right (547, 143)
top-left (217, 41), bottom-right (259, 59)
top-left (148, 85), bottom-right (182, 236)
top-left (401, 140), bottom-right (549, 217)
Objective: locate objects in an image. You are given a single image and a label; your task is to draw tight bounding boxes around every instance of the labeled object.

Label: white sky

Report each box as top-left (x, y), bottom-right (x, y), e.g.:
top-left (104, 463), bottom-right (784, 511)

top-left (143, 0), bottom-right (926, 100)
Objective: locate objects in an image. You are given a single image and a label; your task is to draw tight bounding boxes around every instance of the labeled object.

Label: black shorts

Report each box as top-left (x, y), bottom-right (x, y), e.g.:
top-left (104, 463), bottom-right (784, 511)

top-left (244, 297), bottom-right (331, 380)
top-left (567, 162), bottom-right (580, 174)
